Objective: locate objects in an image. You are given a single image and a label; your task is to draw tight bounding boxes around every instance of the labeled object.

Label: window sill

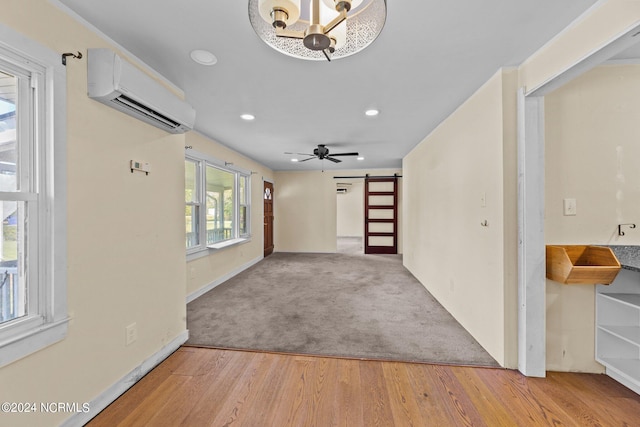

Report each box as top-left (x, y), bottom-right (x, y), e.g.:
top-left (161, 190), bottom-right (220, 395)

top-left (187, 237), bottom-right (252, 262)
top-left (0, 316), bottom-right (69, 368)
top-left (207, 237), bottom-right (251, 250)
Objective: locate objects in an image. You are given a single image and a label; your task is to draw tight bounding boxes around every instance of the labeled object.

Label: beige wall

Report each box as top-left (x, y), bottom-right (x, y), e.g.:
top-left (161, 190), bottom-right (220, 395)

top-left (545, 63), bottom-right (640, 372)
top-left (403, 69), bottom-right (519, 368)
top-left (274, 169), bottom-right (402, 253)
top-left (520, 0), bottom-right (640, 92)
top-left (337, 181), bottom-right (364, 237)
top-left (0, 1), bottom-right (187, 425)
top-left (185, 132), bottom-right (274, 297)
top-left (519, 0), bottom-right (640, 374)
top-left (501, 68), bottom-right (519, 368)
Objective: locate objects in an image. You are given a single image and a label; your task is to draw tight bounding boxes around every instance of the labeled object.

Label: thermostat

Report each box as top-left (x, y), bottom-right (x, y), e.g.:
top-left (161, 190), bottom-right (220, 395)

top-left (130, 160), bottom-right (151, 175)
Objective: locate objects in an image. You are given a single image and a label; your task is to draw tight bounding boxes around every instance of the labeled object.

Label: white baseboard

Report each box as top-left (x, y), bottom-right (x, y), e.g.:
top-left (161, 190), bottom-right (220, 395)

top-left (186, 255), bottom-right (263, 303)
top-left (61, 330), bottom-right (189, 427)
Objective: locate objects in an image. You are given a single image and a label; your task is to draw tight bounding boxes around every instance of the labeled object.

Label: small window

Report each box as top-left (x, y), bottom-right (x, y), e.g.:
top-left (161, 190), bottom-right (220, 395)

top-left (185, 151), bottom-right (251, 254)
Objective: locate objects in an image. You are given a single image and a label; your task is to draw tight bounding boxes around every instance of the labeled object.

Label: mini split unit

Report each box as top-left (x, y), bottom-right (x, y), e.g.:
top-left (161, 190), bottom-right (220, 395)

top-left (87, 48), bottom-right (195, 133)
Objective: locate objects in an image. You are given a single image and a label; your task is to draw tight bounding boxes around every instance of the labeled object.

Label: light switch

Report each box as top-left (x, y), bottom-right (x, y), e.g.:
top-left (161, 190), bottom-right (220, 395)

top-left (563, 198), bottom-right (576, 216)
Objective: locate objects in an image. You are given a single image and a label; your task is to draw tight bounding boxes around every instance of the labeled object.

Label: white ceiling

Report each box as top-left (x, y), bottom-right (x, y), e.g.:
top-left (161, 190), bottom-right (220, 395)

top-left (56, 0), bottom-right (601, 171)
top-left (611, 40), bottom-right (640, 61)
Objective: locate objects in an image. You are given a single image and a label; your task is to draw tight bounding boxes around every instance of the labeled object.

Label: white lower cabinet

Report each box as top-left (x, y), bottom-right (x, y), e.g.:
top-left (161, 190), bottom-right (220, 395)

top-left (596, 269), bottom-right (640, 395)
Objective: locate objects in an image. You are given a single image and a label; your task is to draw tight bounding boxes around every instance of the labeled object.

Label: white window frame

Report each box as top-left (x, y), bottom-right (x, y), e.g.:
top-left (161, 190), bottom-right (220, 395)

top-left (0, 23), bottom-right (68, 367)
top-left (185, 158), bottom-right (202, 249)
top-left (186, 149), bottom-right (251, 260)
top-left (238, 174), bottom-right (250, 236)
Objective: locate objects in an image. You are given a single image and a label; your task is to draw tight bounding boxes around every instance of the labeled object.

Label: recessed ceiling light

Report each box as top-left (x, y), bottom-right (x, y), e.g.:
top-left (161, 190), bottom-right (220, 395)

top-left (365, 109), bottom-right (379, 116)
top-left (290, 158), bottom-right (299, 162)
top-left (357, 157), bottom-right (365, 160)
top-left (240, 113), bottom-right (255, 121)
top-left (190, 49), bottom-right (217, 65)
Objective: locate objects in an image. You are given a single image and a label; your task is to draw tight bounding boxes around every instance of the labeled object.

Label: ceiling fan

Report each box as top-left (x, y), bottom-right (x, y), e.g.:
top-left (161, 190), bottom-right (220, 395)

top-left (285, 144), bottom-right (359, 163)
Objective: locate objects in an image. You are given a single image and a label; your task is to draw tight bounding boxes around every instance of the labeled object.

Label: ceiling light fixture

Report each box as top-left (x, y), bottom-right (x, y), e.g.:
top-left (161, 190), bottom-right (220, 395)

top-left (357, 156), bottom-right (364, 160)
top-left (240, 113), bottom-right (255, 121)
top-left (190, 49), bottom-right (218, 65)
top-left (249, 0), bottom-right (386, 61)
top-left (365, 109), bottom-right (379, 116)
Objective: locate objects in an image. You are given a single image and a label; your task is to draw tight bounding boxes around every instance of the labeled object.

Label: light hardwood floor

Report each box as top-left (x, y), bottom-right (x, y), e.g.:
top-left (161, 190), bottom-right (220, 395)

top-left (87, 346), bottom-right (640, 426)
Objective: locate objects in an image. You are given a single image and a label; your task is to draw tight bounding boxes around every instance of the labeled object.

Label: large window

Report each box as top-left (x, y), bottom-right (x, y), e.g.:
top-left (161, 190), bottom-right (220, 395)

top-left (0, 23), bottom-right (67, 367)
top-left (186, 151), bottom-right (251, 254)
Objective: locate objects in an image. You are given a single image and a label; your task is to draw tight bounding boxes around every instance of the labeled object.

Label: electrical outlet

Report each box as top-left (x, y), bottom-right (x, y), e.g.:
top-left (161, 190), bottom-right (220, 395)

top-left (126, 323), bottom-right (137, 346)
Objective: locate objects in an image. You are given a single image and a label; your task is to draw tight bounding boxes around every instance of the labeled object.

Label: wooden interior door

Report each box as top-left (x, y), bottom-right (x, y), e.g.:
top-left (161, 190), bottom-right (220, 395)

top-left (264, 181), bottom-right (274, 257)
top-left (365, 176), bottom-right (398, 254)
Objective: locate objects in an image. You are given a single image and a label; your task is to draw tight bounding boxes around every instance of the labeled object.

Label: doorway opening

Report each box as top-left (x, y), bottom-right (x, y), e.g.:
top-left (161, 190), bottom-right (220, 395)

top-left (336, 180), bottom-right (364, 254)
top-left (517, 22), bottom-right (640, 377)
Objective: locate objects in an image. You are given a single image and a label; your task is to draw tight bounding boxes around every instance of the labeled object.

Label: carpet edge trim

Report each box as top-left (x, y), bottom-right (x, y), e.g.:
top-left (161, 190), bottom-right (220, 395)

top-left (183, 344), bottom-right (503, 369)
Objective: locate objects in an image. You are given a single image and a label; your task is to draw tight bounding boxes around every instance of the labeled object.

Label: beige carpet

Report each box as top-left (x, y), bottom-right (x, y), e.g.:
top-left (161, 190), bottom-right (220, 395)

top-left (186, 252), bottom-right (499, 367)
top-left (336, 236), bottom-right (363, 254)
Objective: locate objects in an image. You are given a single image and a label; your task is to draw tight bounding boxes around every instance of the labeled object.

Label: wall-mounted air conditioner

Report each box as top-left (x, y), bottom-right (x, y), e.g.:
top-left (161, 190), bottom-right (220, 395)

top-left (337, 188), bottom-right (348, 194)
top-left (87, 48), bottom-right (195, 134)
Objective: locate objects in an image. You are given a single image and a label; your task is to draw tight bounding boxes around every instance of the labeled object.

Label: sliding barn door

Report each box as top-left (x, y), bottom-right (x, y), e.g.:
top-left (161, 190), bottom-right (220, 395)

top-left (264, 181), bottom-right (274, 257)
top-left (364, 176), bottom-right (398, 254)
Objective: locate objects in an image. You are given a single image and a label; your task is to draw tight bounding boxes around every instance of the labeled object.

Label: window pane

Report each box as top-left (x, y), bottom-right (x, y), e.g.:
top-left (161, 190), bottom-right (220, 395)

top-left (239, 175), bottom-right (248, 235)
top-left (239, 206), bottom-right (247, 235)
top-left (185, 205), bottom-right (199, 248)
top-left (206, 166), bottom-right (234, 243)
top-left (239, 175), bottom-right (246, 203)
top-left (0, 71), bottom-right (17, 191)
top-left (0, 200), bottom-right (25, 324)
top-left (185, 159), bottom-right (197, 203)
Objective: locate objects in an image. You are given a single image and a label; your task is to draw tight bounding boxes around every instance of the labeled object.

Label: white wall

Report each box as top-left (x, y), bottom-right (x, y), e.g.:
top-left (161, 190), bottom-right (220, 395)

top-left (544, 63), bottom-right (640, 372)
top-left (275, 169), bottom-right (402, 253)
top-left (336, 181), bottom-right (364, 237)
top-left (403, 69), bottom-right (519, 368)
